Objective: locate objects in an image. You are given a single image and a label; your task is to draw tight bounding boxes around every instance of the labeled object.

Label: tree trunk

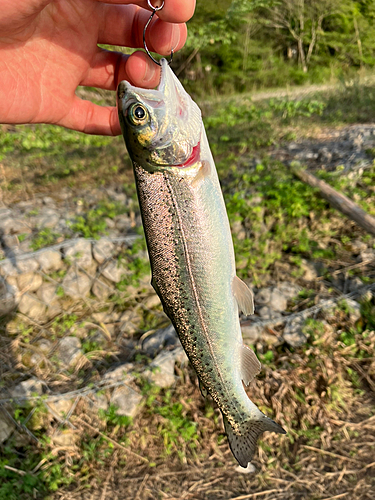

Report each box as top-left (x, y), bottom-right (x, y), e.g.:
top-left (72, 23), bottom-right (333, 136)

top-left (290, 164), bottom-right (375, 236)
top-left (353, 16), bottom-right (364, 68)
top-left (297, 38), bottom-right (308, 72)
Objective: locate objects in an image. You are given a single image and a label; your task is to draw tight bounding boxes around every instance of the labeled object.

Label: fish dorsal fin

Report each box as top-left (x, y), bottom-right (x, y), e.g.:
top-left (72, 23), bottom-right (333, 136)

top-left (232, 276), bottom-right (254, 316)
top-left (241, 345), bottom-right (261, 386)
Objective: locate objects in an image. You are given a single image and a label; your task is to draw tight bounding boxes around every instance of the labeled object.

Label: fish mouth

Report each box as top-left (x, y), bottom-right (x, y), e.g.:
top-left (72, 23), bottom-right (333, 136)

top-left (157, 58), bottom-right (169, 93)
top-left (176, 142), bottom-right (200, 168)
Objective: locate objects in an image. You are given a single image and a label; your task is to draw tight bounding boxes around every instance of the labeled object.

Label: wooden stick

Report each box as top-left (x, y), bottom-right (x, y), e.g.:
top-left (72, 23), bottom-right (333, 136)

top-left (290, 163), bottom-right (375, 236)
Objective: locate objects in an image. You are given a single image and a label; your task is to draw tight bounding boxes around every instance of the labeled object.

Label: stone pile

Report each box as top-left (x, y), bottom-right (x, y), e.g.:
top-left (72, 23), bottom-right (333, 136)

top-left (0, 236), bottom-right (138, 321)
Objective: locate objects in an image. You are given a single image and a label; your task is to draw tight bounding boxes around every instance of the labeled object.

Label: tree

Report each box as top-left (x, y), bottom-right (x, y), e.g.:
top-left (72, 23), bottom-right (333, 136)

top-left (258, 0), bottom-right (341, 72)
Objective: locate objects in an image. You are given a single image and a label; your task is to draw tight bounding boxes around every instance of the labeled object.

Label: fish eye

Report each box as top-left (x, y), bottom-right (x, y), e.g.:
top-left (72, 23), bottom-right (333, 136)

top-left (127, 103), bottom-right (148, 125)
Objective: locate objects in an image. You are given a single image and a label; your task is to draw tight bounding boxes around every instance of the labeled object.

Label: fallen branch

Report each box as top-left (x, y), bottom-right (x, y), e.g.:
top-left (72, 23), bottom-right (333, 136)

top-left (290, 162), bottom-right (375, 236)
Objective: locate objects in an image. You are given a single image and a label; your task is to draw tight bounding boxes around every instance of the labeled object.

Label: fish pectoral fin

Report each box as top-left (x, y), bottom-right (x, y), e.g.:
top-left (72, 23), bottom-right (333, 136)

top-left (223, 413), bottom-right (286, 468)
top-left (198, 379), bottom-right (208, 398)
top-left (241, 344), bottom-right (261, 386)
top-left (232, 276), bottom-right (254, 316)
top-left (191, 160), bottom-right (211, 188)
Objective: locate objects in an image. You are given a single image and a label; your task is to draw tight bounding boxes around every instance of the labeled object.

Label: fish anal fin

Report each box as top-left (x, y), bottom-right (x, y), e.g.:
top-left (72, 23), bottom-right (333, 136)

top-left (223, 413), bottom-right (286, 468)
top-left (232, 276), bottom-right (254, 316)
top-left (241, 344), bottom-right (261, 386)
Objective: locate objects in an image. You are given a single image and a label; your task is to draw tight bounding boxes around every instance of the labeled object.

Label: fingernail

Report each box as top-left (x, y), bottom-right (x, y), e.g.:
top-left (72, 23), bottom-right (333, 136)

top-left (143, 60), bottom-right (160, 84)
top-left (170, 24), bottom-right (180, 51)
top-left (143, 60), bottom-right (155, 83)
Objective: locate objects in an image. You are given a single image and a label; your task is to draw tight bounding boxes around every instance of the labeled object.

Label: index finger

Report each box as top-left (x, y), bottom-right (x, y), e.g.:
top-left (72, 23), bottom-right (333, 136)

top-left (95, 0), bottom-right (196, 23)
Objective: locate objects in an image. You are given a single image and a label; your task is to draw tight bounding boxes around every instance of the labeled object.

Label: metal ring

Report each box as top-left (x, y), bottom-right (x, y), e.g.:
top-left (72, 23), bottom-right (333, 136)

top-left (147, 0), bottom-right (165, 12)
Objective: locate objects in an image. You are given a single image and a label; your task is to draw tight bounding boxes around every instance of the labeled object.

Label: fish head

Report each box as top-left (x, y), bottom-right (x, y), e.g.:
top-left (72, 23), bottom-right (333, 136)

top-left (117, 59), bottom-right (202, 171)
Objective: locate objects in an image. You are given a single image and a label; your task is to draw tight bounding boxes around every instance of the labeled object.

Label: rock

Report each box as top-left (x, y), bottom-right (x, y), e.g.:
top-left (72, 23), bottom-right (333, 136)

top-left (11, 377), bottom-right (44, 399)
top-left (348, 276), bottom-right (364, 292)
top-left (344, 298), bottom-right (362, 323)
top-left (254, 288), bottom-right (272, 305)
top-left (257, 306), bottom-right (282, 320)
top-left (36, 249), bottom-right (63, 272)
top-left (47, 399), bottom-right (73, 417)
top-left (0, 277), bottom-right (18, 316)
top-left (101, 260), bottom-right (124, 283)
top-left (34, 209), bottom-right (60, 229)
top-left (1, 234), bottom-right (19, 249)
top-left (301, 260), bottom-right (318, 281)
top-left (142, 324), bottom-right (179, 357)
top-left (103, 363), bottom-right (134, 383)
top-left (36, 339), bottom-right (52, 352)
top-left (37, 283), bottom-right (58, 304)
top-left (62, 269), bottom-right (91, 299)
top-left (52, 430), bottom-right (79, 447)
top-left (360, 248), bottom-right (375, 262)
top-left (0, 257), bottom-right (39, 276)
top-left (349, 239), bottom-right (368, 255)
top-left (145, 350), bottom-right (177, 388)
top-left (277, 282), bottom-right (302, 301)
top-left (241, 323), bottom-right (262, 344)
top-left (58, 337), bottom-right (82, 367)
top-left (87, 392), bottom-right (108, 411)
top-left (93, 238), bottom-right (115, 264)
top-left (115, 214), bottom-right (132, 232)
top-left (17, 272), bottom-right (43, 293)
top-left (144, 293), bottom-right (161, 309)
top-left (0, 415), bottom-right (15, 444)
top-left (105, 217), bottom-right (116, 229)
top-left (64, 238), bottom-right (92, 268)
top-left (110, 386), bottom-right (143, 418)
top-left (18, 293), bottom-right (46, 321)
top-left (42, 196), bottom-right (55, 206)
top-left (91, 310), bottom-right (115, 324)
top-left (283, 317), bottom-right (307, 347)
top-left (0, 216), bottom-right (31, 235)
top-left (91, 277), bottom-right (112, 300)
top-left (172, 346), bottom-right (189, 366)
top-left (269, 288), bottom-right (287, 312)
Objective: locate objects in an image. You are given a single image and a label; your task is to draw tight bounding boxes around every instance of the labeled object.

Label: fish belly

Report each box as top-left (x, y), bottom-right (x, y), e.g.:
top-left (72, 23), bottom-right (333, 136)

top-left (133, 162), bottom-right (246, 412)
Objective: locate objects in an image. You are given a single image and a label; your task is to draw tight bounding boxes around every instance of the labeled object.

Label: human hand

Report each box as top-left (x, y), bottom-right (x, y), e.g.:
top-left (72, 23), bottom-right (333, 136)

top-left (0, 0), bottom-right (195, 135)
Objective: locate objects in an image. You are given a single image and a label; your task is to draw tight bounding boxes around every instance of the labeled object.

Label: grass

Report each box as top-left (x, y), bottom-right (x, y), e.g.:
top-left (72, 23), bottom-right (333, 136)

top-left (1, 79), bottom-right (375, 499)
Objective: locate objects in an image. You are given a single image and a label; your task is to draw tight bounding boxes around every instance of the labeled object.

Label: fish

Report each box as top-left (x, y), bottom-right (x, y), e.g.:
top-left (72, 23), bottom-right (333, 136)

top-left (117, 59), bottom-right (286, 467)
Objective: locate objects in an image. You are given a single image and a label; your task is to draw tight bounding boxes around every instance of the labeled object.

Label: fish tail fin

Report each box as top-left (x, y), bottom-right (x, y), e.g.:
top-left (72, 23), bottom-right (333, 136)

top-left (223, 413), bottom-right (286, 468)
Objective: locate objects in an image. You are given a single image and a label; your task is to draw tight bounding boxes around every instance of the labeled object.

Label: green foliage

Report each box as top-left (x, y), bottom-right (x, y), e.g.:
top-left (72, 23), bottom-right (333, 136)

top-left (30, 228), bottom-right (60, 251)
top-left (68, 200), bottom-right (127, 239)
top-left (99, 404), bottom-right (133, 428)
top-left (115, 236), bottom-right (150, 291)
top-left (153, 391), bottom-right (199, 458)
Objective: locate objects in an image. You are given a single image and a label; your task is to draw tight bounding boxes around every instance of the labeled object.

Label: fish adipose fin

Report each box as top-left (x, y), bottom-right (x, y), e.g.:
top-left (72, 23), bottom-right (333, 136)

top-left (232, 276), bottom-right (254, 315)
top-left (223, 414), bottom-right (286, 468)
top-left (241, 345), bottom-right (261, 385)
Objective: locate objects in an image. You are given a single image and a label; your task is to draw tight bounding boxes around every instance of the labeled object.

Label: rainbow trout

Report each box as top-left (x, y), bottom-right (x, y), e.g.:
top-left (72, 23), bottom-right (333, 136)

top-left (117, 60), bottom-right (285, 467)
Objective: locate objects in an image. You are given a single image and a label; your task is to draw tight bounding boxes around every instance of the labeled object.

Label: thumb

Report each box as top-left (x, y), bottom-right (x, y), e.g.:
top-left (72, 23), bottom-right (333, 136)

top-left (59, 96), bottom-right (121, 136)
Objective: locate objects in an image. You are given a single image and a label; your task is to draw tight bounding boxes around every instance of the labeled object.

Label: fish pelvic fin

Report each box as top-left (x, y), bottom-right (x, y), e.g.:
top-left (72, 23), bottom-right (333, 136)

top-left (223, 413), bottom-right (286, 468)
top-left (232, 276), bottom-right (254, 316)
